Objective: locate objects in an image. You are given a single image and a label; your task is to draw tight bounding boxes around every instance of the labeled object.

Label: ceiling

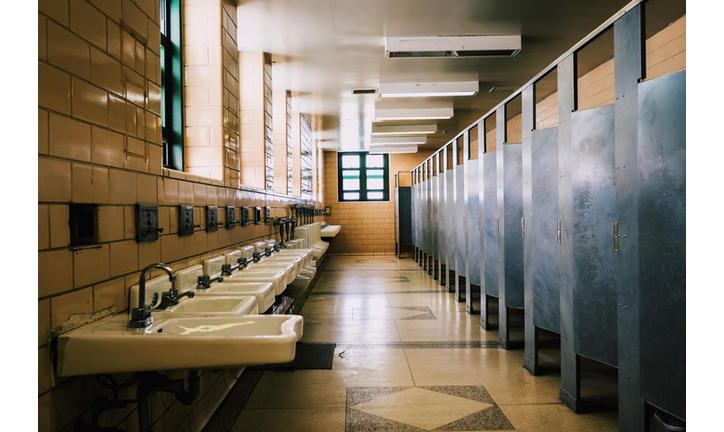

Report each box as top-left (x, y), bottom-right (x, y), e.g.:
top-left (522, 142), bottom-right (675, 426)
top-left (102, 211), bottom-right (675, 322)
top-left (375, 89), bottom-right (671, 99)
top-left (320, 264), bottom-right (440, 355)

top-left (236, 0), bottom-right (684, 153)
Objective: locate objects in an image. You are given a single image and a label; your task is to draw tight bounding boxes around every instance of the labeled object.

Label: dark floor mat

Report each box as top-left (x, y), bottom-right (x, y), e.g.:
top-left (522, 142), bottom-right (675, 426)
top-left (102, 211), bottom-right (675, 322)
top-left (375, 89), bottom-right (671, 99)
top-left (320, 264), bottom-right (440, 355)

top-left (249, 342), bottom-right (336, 371)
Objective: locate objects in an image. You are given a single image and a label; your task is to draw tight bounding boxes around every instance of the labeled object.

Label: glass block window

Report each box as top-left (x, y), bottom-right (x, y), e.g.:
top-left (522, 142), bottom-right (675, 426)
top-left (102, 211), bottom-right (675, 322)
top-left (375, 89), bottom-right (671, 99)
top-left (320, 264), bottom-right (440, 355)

top-left (337, 152), bottom-right (389, 202)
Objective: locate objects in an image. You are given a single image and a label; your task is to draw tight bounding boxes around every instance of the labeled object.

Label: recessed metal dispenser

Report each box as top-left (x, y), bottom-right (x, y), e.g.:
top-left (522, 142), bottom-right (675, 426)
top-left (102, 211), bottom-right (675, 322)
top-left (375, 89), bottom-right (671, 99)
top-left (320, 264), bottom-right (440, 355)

top-left (136, 204), bottom-right (163, 243)
top-left (178, 206), bottom-right (199, 236)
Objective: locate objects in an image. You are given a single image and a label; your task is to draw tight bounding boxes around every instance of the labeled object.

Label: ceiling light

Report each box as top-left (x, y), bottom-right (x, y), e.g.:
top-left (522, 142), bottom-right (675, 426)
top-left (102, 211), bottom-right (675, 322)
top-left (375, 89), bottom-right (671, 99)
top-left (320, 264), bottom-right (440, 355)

top-left (371, 123), bottom-right (437, 136)
top-left (385, 35), bottom-right (521, 58)
top-left (374, 107), bottom-right (453, 121)
top-left (371, 136), bottom-right (427, 145)
top-left (379, 81), bottom-right (479, 98)
top-left (369, 144), bottom-right (418, 154)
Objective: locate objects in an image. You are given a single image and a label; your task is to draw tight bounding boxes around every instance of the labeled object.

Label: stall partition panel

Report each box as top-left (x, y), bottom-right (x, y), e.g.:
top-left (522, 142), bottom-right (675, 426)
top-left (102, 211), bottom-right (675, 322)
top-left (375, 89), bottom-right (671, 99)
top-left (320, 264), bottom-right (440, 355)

top-left (571, 104), bottom-right (618, 367)
top-left (531, 127), bottom-right (561, 334)
top-left (637, 70), bottom-right (686, 420)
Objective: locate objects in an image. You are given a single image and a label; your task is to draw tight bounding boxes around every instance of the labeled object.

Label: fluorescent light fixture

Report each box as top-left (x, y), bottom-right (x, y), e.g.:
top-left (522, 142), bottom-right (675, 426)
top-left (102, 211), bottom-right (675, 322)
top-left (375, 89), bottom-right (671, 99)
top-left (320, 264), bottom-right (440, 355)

top-left (371, 123), bottom-right (437, 136)
top-left (374, 107), bottom-right (453, 121)
top-left (379, 81), bottom-right (478, 98)
top-left (369, 145), bottom-right (418, 154)
top-left (371, 136), bottom-right (427, 145)
top-left (385, 35), bottom-right (521, 58)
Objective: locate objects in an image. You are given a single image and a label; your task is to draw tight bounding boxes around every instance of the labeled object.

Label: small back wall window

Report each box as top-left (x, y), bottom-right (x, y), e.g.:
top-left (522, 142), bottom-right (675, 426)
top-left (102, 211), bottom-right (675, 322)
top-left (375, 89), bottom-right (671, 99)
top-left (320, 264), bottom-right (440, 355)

top-left (337, 152), bottom-right (389, 202)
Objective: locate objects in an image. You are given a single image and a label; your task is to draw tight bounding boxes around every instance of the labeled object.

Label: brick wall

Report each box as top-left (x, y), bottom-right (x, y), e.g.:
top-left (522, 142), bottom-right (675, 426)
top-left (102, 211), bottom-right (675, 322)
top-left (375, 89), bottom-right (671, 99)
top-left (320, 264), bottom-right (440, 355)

top-left (38, 1), bottom-right (321, 431)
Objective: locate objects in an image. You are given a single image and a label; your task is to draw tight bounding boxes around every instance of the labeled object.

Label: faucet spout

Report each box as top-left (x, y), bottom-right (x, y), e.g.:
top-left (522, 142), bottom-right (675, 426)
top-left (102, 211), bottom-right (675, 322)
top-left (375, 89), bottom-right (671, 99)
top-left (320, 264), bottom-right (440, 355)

top-left (129, 263), bottom-right (176, 328)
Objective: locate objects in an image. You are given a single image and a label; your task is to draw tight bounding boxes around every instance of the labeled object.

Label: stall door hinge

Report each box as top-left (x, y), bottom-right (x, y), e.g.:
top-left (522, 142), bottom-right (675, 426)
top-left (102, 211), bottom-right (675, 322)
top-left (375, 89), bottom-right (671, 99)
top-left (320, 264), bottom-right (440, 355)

top-left (521, 217), bottom-right (525, 238)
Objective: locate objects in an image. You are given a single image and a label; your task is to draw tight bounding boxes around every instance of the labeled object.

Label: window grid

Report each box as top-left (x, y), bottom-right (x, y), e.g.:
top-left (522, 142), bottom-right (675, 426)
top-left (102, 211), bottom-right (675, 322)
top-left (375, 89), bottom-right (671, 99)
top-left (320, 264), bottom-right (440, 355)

top-left (337, 152), bottom-right (389, 202)
top-left (161, 0), bottom-right (183, 171)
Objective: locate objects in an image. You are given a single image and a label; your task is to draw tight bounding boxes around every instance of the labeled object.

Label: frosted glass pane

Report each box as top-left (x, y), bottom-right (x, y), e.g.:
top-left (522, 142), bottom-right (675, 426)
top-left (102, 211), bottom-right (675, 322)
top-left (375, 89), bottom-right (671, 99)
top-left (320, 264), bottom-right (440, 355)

top-left (367, 178), bottom-right (384, 189)
top-left (368, 192), bottom-right (384, 200)
top-left (367, 154), bottom-right (385, 168)
top-left (342, 170), bottom-right (359, 179)
top-left (343, 178), bottom-right (360, 190)
top-left (341, 155), bottom-right (360, 168)
top-left (343, 192), bottom-right (360, 200)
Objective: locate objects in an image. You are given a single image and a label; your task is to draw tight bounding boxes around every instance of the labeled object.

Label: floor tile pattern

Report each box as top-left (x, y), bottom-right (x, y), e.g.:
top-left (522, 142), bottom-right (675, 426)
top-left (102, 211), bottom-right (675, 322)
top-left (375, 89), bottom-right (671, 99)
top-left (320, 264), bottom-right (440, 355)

top-left (225, 255), bottom-right (619, 432)
top-left (346, 386), bottom-right (514, 431)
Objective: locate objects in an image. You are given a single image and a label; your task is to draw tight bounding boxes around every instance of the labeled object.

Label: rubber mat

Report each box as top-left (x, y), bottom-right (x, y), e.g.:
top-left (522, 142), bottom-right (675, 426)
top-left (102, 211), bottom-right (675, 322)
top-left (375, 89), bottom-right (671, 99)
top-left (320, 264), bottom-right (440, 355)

top-left (250, 342), bottom-right (336, 370)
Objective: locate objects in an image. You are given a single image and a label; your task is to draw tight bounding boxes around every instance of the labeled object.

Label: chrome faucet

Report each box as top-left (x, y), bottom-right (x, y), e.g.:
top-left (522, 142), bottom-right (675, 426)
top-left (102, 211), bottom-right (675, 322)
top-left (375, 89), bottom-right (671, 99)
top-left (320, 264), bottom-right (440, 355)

top-left (129, 263), bottom-right (176, 328)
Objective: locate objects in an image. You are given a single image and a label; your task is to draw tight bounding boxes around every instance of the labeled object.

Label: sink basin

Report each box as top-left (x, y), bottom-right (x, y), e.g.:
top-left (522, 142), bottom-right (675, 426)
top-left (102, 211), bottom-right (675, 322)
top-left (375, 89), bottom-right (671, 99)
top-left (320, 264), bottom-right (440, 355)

top-left (161, 296), bottom-right (258, 315)
top-left (225, 270), bottom-right (287, 295)
top-left (195, 282), bottom-right (275, 312)
top-left (246, 261), bottom-right (297, 284)
top-left (206, 256), bottom-right (287, 296)
top-left (259, 255), bottom-right (304, 273)
top-left (56, 314), bottom-right (303, 377)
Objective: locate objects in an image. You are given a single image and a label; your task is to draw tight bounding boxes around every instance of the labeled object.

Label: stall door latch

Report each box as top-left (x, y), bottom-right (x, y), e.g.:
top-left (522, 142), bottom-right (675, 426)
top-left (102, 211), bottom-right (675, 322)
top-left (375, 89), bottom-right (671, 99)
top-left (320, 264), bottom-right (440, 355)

top-left (612, 221), bottom-right (620, 254)
top-left (557, 220), bottom-right (562, 245)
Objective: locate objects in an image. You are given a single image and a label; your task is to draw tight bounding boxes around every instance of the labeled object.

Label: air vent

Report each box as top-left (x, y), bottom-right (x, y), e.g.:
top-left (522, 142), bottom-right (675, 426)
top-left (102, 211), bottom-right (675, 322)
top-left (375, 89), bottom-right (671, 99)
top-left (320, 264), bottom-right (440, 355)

top-left (488, 86), bottom-right (520, 93)
top-left (385, 36), bottom-right (521, 59)
top-left (352, 88), bottom-right (378, 95)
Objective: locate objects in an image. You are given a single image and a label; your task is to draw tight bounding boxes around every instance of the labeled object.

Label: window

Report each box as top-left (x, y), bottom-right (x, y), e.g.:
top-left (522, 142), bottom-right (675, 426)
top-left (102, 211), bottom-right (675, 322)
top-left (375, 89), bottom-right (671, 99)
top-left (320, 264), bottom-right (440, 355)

top-left (337, 152), bottom-right (389, 202)
top-left (161, 0), bottom-right (183, 171)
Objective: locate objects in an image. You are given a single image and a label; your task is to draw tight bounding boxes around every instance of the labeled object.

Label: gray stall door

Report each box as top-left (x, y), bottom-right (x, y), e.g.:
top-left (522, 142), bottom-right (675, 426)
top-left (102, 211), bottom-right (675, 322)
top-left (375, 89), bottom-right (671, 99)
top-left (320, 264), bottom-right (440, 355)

top-left (482, 152), bottom-right (498, 297)
top-left (571, 104), bottom-right (617, 367)
top-left (467, 159), bottom-right (482, 286)
top-left (456, 165), bottom-right (468, 279)
top-left (531, 127), bottom-right (561, 333)
top-left (446, 169), bottom-right (457, 274)
top-left (638, 70), bottom-right (686, 420)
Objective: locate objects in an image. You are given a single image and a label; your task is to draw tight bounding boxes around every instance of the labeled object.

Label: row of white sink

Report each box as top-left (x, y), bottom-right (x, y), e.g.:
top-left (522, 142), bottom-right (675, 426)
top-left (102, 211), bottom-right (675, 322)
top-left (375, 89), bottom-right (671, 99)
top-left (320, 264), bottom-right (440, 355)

top-left (55, 238), bottom-right (327, 377)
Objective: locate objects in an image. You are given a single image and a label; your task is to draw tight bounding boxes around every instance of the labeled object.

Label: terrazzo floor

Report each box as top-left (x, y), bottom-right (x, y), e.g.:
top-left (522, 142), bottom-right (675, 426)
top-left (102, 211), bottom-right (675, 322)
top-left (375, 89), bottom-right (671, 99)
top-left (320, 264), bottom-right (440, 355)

top-left (226, 255), bottom-right (622, 432)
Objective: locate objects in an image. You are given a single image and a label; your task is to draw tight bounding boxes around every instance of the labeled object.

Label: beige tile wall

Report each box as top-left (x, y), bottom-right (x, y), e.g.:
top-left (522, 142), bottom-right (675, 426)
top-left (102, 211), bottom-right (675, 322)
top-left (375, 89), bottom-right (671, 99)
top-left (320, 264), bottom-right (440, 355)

top-left (239, 52), bottom-right (267, 189)
top-left (323, 150), bottom-right (434, 255)
top-left (38, 1), bottom-right (322, 431)
top-left (273, 88), bottom-right (289, 194)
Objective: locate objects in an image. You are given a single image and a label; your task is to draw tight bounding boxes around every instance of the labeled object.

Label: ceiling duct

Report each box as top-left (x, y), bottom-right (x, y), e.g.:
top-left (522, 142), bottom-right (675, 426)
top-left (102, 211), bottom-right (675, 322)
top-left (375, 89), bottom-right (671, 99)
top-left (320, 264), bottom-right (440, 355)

top-left (488, 86), bottom-right (520, 93)
top-left (351, 88), bottom-right (378, 95)
top-left (385, 35), bottom-right (521, 59)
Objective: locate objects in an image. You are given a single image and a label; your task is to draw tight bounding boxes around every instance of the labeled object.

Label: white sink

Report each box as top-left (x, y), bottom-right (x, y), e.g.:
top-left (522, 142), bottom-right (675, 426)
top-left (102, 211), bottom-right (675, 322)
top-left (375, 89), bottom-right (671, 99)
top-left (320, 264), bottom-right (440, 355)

top-left (56, 314), bottom-right (303, 377)
top-left (225, 269), bottom-right (287, 295)
top-left (259, 255), bottom-right (304, 273)
top-left (196, 282), bottom-right (276, 312)
top-left (161, 296), bottom-right (257, 315)
top-left (246, 261), bottom-right (297, 284)
top-left (205, 256), bottom-right (287, 296)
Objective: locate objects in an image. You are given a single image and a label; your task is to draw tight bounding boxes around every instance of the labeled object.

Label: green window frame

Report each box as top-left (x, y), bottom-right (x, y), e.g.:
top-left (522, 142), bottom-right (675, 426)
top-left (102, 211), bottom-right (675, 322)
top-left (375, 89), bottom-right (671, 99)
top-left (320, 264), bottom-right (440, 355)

top-left (337, 152), bottom-right (389, 202)
top-left (161, 0), bottom-right (184, 171)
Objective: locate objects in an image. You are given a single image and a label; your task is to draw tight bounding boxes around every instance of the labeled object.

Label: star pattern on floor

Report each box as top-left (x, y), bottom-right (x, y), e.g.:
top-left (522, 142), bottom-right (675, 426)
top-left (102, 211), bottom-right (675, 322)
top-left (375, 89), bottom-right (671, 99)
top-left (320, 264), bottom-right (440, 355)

top-left (345, 386), bottom-right (515, 431)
